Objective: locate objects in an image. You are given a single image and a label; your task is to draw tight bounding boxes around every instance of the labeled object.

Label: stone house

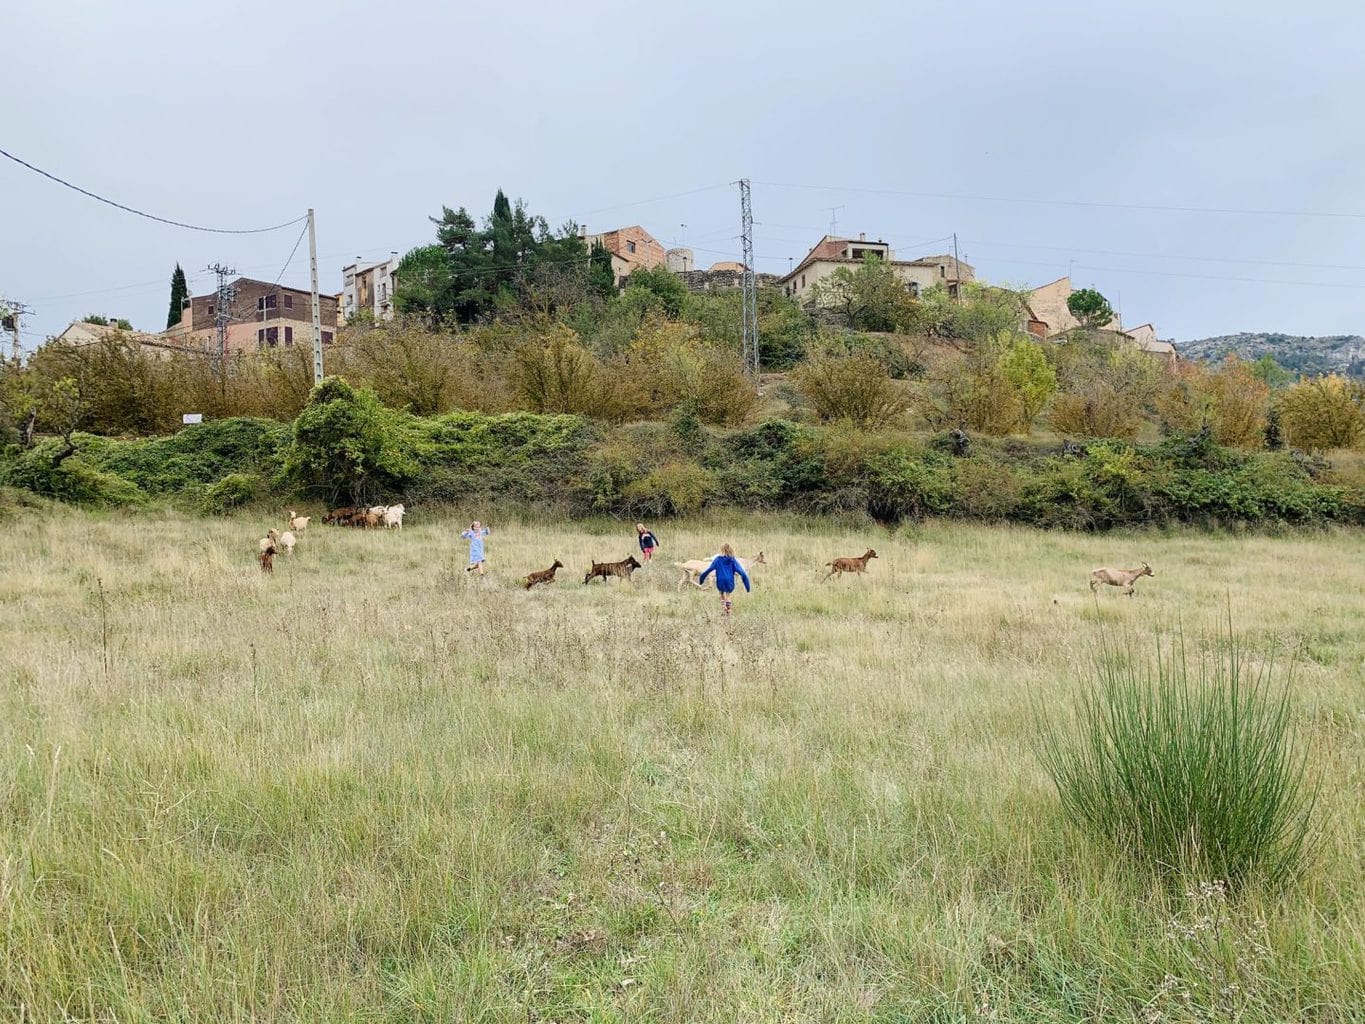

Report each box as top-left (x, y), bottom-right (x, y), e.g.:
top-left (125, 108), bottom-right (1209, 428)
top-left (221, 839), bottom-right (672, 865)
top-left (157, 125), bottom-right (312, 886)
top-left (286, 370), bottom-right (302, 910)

top-left (776, 234), bottom-right (974, 303)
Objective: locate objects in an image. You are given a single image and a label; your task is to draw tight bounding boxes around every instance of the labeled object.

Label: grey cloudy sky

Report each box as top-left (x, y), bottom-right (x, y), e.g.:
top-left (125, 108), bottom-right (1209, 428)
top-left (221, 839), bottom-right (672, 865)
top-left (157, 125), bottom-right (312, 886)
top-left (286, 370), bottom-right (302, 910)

top-left (4, 1), bottom-right (1364, 347)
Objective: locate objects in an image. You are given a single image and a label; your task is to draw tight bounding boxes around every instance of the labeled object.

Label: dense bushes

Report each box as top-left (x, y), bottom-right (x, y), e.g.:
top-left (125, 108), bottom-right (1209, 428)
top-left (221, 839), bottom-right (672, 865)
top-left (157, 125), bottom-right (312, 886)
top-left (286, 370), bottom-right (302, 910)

top-left (2, 397), bottom-right (1361, 528)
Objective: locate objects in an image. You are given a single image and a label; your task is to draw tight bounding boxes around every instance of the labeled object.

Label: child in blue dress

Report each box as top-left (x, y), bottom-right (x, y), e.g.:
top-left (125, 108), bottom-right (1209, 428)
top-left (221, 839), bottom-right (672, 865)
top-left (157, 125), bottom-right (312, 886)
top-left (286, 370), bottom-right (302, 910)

top-left (461, 521), bottom-right (490, 576)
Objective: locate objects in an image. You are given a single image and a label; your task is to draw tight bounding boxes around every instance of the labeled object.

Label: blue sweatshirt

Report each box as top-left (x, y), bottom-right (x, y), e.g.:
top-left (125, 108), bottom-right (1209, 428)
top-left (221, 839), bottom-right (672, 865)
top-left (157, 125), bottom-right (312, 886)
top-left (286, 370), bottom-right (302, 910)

top-left (698, 554), bottom-right (750, 594)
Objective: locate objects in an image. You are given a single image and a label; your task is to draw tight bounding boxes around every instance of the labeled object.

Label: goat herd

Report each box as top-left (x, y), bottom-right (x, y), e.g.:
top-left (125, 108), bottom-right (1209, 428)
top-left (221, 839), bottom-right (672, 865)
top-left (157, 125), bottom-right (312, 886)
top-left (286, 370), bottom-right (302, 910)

top-left (255, 505), bottom-right (406, 572)
top-left (251, 507), bottom-right (1157, 601)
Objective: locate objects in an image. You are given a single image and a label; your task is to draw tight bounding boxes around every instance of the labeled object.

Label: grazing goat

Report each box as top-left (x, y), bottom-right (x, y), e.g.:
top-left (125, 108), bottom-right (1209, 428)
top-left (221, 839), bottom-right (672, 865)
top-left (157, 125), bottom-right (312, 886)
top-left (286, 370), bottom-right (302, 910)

top-left (523, 559), bottom-right (565, 590)
top-left (382, 504), bottom-right (406, 529)
top-left (583, 555), bottom-right (642, 584)
top-left (363, 509), bottom-right (383, 529)
top-left (822, 548), bottom-right (878, 582)
top-left (1089, 562), bottom-right (1154, 596)
top-left (277, 530), bottom-right (297, 556)
top-left (287, 511), bottom-right (310, 532)
top-left (258, 528), bottom-right (280, 554)
top-left (323, 507), bottom-right (358, 525)
top-left (675, 551), bottom-right (766, 590)
top-left (259, 543), bottom-right (277, 574)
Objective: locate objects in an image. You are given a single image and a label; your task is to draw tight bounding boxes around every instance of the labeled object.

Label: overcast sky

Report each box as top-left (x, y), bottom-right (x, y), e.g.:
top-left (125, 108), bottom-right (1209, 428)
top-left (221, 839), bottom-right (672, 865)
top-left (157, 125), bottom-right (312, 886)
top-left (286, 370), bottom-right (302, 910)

top-left (4, 1), bottom-right (1364, 348)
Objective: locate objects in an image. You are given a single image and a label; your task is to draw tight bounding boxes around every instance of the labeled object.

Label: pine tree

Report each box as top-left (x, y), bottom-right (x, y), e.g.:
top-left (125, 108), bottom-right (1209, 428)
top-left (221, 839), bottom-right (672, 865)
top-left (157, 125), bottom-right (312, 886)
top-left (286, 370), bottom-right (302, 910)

top-left (166, 263), bottom-right (189, 329)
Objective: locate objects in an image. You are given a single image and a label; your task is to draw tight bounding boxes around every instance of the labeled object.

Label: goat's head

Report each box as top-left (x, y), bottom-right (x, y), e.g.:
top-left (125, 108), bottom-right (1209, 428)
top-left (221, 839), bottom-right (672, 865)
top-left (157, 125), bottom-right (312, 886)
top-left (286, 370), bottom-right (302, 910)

top-left (753, 551), bottom-right (767, 565)
top-left (865, 549), bottom-right (879, 560)
top-left (551, 559), bottom-right (564, 570)
top-left (287, 510), bottom-right (296, 519)
top-left (1140, 562), bottom-right (1154, 578)
top-left (267, 528), bottom-right (280, 540)
top-left (626, 556), bottom-right (641, 568)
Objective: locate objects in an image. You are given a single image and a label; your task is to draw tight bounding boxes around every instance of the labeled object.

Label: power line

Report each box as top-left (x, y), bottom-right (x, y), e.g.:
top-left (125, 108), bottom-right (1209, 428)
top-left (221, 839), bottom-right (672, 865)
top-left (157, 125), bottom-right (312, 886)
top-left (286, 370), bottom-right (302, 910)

top-left (962, 237), bottom-right (1365, 274)
top-left (754, 179), bottom-right (1365, 221)
top-left (577, 182), bottom-right (731, 219)
top-left (0, 145), bottom-right (308, 234)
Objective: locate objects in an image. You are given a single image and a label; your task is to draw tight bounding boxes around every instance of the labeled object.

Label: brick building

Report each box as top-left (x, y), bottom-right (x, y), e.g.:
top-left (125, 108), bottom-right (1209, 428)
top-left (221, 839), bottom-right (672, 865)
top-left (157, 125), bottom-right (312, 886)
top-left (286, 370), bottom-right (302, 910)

top-left (167, 278), bottom-right (338, 355)
top-left (579, 225), bottom-right (667, 287)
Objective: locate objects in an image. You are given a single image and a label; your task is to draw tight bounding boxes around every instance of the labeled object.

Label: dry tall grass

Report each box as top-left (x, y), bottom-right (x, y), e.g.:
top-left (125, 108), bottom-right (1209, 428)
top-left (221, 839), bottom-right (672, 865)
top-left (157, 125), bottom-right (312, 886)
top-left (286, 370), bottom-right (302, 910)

top-left (1, 512), bottom-right (1362, 1021)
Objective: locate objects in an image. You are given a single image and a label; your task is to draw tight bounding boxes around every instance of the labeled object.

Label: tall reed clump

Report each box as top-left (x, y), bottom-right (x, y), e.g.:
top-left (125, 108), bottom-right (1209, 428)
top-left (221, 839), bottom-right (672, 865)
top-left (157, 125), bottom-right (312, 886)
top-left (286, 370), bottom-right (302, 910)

top-left (1036, 632), bottom-right (1317, 888)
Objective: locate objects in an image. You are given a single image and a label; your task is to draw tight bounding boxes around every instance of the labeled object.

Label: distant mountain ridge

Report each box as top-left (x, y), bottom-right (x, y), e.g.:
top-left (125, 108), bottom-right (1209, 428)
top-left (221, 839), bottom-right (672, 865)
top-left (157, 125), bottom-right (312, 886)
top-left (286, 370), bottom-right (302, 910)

top-left (1176, 333), bottom-right (1365, 378)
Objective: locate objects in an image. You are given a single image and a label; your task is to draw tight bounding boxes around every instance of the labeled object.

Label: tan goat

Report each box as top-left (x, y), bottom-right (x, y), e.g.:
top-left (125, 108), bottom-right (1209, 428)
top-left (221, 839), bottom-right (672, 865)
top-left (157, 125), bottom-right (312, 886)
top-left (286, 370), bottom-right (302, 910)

top-left (1089, 563), bottom-right (1154, 596)
top-left (822, 548), bottom-right (878, 582)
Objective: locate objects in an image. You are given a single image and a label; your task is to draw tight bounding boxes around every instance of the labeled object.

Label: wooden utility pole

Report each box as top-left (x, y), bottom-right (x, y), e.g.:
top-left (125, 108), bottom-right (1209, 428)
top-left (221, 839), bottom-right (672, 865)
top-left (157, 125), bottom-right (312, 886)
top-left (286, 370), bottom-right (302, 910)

top-left (308, 208), bottom-right (323, 384)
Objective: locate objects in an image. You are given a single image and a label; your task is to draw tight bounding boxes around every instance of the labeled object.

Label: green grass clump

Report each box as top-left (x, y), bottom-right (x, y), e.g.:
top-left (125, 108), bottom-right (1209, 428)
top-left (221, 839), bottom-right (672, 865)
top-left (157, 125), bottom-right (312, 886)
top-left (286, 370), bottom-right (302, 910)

top-left (1037, 634), bottom-right (1318, 888)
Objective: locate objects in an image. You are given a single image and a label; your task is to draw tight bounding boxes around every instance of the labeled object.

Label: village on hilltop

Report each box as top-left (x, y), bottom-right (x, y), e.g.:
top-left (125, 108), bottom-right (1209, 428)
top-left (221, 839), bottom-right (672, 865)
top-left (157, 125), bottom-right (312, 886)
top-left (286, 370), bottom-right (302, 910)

top-left (48, 223), bottom-right (1176, 369)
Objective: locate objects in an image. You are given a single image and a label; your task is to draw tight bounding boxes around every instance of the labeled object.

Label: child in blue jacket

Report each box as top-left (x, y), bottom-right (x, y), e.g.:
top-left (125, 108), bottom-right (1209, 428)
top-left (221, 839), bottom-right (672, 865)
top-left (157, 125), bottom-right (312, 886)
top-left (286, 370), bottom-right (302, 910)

top-left (698, 543), bottom-right (751, 618)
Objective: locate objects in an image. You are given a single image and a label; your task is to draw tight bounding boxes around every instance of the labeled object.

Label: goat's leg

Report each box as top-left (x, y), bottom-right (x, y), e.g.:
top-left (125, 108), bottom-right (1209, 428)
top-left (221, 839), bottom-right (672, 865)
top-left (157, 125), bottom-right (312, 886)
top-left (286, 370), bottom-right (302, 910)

top-left (1089, 578), bottom-right (1098, 592)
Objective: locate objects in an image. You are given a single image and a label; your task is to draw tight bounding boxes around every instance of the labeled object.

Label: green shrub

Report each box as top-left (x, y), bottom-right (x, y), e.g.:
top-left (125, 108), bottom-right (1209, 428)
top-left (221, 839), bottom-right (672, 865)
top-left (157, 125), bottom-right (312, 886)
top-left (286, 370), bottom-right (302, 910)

top-left (0, 442), bottom-right (145, 506)
top-left (1036, 633), bottom-right (1317, 888)
top-left (201, 473), bottom-right (258, 515)
top-left (285, 377), bottom-right (420, 502)
top-left (865, 448), bottom-right (954, 522)
top-left (623, 460), bottom-right (715, 517)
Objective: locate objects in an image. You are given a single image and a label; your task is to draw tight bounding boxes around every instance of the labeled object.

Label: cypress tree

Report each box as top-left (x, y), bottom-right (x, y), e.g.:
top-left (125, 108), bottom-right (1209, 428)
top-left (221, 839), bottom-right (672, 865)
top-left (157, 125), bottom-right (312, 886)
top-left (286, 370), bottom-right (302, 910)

top-left (166, 263), bottom-right (189, 329)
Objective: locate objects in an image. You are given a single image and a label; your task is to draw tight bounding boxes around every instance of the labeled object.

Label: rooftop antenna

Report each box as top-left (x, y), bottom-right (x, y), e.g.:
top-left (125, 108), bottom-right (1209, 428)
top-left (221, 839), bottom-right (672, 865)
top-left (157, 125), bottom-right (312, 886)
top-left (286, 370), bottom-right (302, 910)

top-left (827, 205), bottom-right (845, 236)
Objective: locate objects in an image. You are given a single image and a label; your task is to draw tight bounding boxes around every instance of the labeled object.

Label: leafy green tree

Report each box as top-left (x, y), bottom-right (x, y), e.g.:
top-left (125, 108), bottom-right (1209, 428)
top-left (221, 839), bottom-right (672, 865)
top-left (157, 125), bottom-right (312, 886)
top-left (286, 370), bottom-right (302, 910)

top-left (1250, 353), bottom-right (1295, 389)
top-left (998, 335), bottom-right (1058, 426)
top-left (809, 255), bottom-right (918, 332)
top-left (397, 190), bottom-right (588, 324)
top-left (1066, 287), bottom-right (1116, 329)
top-left (622, 264), bottom-right (688, 318)
top-left (588, 241), bottom-right (617, 300)
top-left (166, 263), bottom-right (189, 329)
top-left (285, 376), bottom-right (418, 501)
top-left (393, 245), bottom-right (455, 323)
top-left (81, 315), bottom-right (109, 326)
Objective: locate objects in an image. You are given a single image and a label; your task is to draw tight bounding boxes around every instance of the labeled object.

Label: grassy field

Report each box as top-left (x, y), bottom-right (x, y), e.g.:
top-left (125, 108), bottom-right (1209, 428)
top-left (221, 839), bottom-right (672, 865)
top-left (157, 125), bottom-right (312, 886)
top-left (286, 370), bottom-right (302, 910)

top-left (1, 510), bottom-right (1362, 1022)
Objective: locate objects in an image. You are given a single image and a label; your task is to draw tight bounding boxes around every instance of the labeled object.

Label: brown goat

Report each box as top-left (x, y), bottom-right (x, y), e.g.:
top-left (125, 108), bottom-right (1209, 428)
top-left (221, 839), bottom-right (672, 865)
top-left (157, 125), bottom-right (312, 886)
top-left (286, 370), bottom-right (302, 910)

top-left (583, 555), bottom-right (642, 584)
top-left (322, 506), bottom-right (357, 525)
top-left (1089, 563), bottom-right (1154, 596)
top-left (822, 548), bottom-right (878, 582)
top-left (259, 543), bottom-right (277, 574)
top-left (523, 559), bottom-right (565, 590)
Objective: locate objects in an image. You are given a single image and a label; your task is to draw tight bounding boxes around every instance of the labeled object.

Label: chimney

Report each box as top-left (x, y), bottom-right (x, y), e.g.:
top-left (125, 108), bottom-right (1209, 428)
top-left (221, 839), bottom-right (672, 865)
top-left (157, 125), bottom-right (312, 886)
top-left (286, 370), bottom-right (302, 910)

top-left (858, 232), bottom-right (866, 242)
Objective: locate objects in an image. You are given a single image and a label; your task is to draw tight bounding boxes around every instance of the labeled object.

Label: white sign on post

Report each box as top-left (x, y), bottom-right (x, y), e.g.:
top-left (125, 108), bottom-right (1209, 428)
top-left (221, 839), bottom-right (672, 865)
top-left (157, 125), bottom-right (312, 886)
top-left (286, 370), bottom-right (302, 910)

top-left (182, 413), bottom-right (203, 425)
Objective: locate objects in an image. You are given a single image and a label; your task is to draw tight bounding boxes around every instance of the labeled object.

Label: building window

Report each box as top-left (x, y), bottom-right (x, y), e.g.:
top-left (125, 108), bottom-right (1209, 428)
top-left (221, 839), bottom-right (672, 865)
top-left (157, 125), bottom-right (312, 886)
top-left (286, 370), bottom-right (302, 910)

top-left (379, 283), bottom-right (387, 301)
top-left (284, 326), bottom-right (294, 347)
top-left (262, 327), bottom-right (278, 347)
top-left (322, 331), bottom-right (333, 345)
top-left (284, 295), bottom-right (293, 310)
top-left (626, 240), bottom-right (637, 254)
top-left (939, 265), bottom-right (946, 277)
top-left (207, 303), bottom-right (215, 315)
top-left (907, 282), bottom-right (920, 298)
top-left (257, 329), bottom-right (266, 347)
top-left (800, 274), bottom-right (806, 288)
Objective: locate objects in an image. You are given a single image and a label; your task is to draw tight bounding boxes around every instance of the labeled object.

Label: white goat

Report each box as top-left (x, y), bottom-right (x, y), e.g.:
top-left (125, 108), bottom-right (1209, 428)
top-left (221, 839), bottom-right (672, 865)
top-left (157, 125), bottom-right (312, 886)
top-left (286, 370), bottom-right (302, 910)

top-left (382, 504), bottom-right (405, 529)
top-left (277, 530), bottom-right (297, 556)
top-left (258, 528), bottom-right (280, 554)
top-left (1089, 562), bottom-right (1154, 596)
top-left (674, 551), bottom-right (766, 590)
top-left (287, 511), bottom-right (310, 532)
